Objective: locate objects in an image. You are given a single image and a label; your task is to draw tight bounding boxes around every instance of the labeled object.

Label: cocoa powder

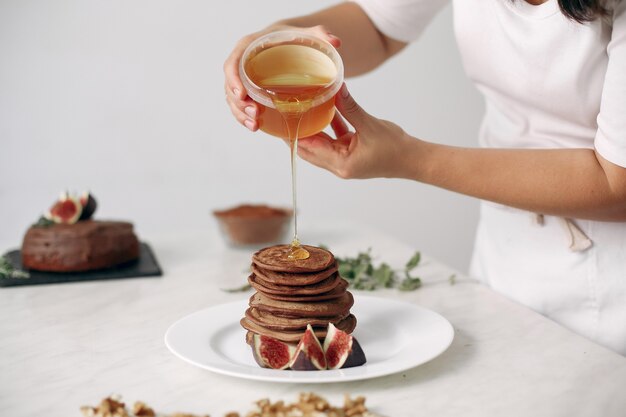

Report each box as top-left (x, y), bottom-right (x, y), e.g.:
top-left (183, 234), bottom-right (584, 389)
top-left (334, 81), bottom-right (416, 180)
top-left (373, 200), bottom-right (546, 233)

top-left (213, 204), bottom-right (291, 246)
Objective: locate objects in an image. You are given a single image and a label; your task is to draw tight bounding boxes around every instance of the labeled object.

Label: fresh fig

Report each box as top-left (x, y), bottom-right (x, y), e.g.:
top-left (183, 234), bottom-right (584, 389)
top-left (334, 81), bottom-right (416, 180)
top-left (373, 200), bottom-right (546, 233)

top-left (47, 195), bottom-right (83, 224)
top-left (323, 323), bottom-right (366, 369)
top-left (79, 191), bottom-right (97, 220)
top-left (290, 324), bottom-right (327, 371)
top-left (251, 333), bottom-right (296, 370)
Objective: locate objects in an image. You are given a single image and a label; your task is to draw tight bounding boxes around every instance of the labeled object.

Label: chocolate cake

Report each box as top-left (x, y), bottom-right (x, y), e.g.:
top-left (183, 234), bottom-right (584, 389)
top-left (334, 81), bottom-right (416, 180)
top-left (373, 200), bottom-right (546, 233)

top-left (20, 191), bottom-right (140, 272)
top-left (22, 220), bottom-right (139, 272)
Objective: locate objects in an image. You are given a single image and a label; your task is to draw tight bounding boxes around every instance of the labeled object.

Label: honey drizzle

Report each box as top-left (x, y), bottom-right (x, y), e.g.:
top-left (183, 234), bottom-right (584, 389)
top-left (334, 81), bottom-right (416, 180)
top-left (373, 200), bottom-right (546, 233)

top-left (276, 98), bottom-right (310, 260)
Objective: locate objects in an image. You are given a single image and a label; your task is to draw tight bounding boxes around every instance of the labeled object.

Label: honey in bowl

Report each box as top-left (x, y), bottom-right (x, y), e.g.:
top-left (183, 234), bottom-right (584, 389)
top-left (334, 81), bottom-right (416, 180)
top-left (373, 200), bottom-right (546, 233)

top-left (240, 32), bottom-right (344, 261)
top-left (243, 43), bottom-right (339, 138)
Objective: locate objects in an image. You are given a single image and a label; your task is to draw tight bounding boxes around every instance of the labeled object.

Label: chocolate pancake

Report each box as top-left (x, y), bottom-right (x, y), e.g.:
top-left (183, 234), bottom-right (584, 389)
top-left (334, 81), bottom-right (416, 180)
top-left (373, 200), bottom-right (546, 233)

top-left (256, 280), bottom-right (348, 302)
top-left (245, 307), bottom-right (348, 331)
top-left (252, 245), bottom-right (335, 273)
top-left (251, 263), bottom-right (338, 287)
top-left (249, 291), bottom-right (354, 318)
top-left (240, 314), bottom-right (357, 343)
top-left (248, 272), bottom-right (342, 296)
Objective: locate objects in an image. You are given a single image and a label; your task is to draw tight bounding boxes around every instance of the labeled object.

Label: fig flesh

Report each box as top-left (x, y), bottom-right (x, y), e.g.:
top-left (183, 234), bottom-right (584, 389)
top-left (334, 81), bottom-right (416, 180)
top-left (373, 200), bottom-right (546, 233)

top-left (252, 333), bottom-right (296, 370)
top-left (323, 323), bottom-right (366, 369)
top-left (47, 195), bottom-right (83, 225)
top-left (79, 191), bottom-right (97, 220)
top-left (290, 324), bottom-right (327, 371)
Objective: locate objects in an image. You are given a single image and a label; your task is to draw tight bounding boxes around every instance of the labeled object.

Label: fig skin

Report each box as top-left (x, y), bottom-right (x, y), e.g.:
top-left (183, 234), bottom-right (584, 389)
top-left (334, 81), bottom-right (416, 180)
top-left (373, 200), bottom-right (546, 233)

top-left (341, 337), bottom-right (366, 369)
top-left (252, 333), bottom-right (296, 370)
top-left (289, 324), bottom-right (327, 371)
top-left (323, 323), bottom-right (366, 370)
top-left (79, 192), bottom-right (97, 220)
top-left (290, 351), bottom-right (318, 371)
top-left (251, 343), bottom-right (269, 368)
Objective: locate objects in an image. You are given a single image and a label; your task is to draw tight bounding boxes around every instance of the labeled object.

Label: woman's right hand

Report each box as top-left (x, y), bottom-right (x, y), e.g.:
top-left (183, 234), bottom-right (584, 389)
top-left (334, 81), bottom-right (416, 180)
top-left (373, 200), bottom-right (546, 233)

top-left (223, 25), bottom-right (341, 132)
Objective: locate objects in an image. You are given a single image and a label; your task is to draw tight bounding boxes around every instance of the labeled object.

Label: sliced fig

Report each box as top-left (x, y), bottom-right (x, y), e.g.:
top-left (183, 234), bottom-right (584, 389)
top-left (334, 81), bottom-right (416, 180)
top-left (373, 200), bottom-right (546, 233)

top-left (252, 333), bottom-right (296, 370)
top-left (79, 191), bottom-right (97, 220)
top-left (290, 324), bottom-right (327, 371)
top-left (323, 323), bottom-right (366, 369)
top-left (47, 195), bottom-right (83, 224)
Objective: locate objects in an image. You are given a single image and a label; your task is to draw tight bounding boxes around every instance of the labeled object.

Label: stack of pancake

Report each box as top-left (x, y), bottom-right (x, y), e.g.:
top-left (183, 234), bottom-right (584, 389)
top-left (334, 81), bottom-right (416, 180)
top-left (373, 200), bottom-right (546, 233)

top-left (241, 244), bottom-right (356, 344)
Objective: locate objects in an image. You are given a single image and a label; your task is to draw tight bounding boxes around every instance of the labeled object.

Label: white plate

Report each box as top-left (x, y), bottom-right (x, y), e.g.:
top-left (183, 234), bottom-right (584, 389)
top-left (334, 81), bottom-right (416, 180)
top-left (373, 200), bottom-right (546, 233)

top-left (165, 295), bottom-right (454, 383)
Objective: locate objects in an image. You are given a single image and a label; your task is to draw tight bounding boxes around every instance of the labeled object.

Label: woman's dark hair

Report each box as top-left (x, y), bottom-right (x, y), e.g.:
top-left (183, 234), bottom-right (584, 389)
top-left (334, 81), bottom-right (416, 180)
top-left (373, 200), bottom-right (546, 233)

top-left (514, 0), bottom-right (609, 22)
top-left (557, 0), bottom-right (608, 22)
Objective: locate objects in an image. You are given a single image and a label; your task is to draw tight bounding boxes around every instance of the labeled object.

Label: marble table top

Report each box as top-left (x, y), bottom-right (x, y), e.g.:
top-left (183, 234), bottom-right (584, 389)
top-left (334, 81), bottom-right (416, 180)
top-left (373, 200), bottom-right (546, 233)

top-left (1, 226), bottom-right (625, 417)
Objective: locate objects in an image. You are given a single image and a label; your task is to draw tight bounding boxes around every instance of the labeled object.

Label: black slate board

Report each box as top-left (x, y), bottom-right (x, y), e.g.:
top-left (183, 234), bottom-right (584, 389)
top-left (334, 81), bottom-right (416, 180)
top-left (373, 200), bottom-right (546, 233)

top-left (0, 242), bottom-right (162, 287)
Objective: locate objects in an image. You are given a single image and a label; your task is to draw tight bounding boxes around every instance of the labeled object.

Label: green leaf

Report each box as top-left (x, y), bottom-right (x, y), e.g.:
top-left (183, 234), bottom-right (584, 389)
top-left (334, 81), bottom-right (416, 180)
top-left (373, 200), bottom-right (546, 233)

top-left (338, 263), bottom-right (355, 279)
top-left (353, 262), bottom-right (369, 282)
top-left (398, 275), bottom-right (421, 291)
top-left (448, 274), bottom-right (457, 286)
top-left (372, 263), bottom-right (395, 288)
top-left (405, 251), bottom-right (421, 272)
top-left (360, 280), bottom-right (378, 291)
top-left (32, 216), bottom-right (54, 228)
top-left (221, 283), bottom-right (252, 293)
top-left (0, 255), bottom-right (30, 280)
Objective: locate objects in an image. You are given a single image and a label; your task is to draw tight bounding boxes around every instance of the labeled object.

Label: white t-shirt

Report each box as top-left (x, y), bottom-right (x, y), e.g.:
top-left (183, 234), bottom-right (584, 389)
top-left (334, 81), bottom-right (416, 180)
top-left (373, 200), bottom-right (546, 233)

top-left (351, 0), bottom-right (626, 168)
top-left (350, 0), bottom-right (626, 355)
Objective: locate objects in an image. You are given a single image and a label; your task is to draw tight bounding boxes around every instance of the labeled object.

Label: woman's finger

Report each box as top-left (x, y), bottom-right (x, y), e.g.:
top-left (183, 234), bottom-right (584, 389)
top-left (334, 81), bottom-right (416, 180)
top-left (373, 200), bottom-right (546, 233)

top-left (335, 83), bottom-right (369, 131)
top-left (224, 84), bottom-right (259, 121)
top-left (297, 144), bottom-right (338, 174)
top-left (308, 25), bottom-right (341, 48)
top-left (298, 134), bottom-right (345, 170)
top-left (330, 112), bottom-right (350, 138)
top-left (223, 35), bottom-right (255, 101)
top-left (226, 96), bottom-right (258, 131)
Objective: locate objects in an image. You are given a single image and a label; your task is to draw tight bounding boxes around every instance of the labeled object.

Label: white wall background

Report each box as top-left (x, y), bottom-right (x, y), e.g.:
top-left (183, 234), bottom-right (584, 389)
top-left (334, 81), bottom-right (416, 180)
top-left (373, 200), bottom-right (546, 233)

top-left (0, 1), bottom-right (484, 272)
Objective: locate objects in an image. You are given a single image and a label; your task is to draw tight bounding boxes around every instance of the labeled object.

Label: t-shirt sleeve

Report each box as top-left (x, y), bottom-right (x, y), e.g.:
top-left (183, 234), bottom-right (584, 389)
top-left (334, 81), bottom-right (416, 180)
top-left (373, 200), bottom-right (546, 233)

top-left (594, 1), bottom-right (626, 168)
top-left (348, 0), bottom-right (450, 43)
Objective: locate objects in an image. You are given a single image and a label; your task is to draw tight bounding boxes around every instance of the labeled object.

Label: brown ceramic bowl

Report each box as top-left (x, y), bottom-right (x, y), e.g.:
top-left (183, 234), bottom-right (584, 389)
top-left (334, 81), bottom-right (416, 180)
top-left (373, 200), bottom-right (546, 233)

top-left (213, 204), bottom-right (292, 247)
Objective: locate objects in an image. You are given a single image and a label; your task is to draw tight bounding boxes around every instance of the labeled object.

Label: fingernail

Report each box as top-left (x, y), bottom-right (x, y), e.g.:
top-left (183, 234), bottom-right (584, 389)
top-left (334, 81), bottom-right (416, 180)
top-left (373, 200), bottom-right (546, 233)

top-left (244, 106), bottom-right (256, 118)
top-left (244, 119), bottom-right (255, 130)
top-left (233, 88), bottom-right (241, 97)
top-left (340, 83), bottom-right (349, 98)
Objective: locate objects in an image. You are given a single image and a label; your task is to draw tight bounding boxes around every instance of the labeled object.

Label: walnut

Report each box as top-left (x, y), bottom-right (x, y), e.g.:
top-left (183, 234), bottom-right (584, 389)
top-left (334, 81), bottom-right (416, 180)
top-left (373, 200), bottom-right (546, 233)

top-left (80, 397), bottom-right (130, 417)
top-left (343, 395), bottom-right (368, 417)
top-left (169, 414), bottom-right (210, 417)
top-left (80, 393), bottom-right (377, 417)
top-left (132, 402), bottom-right (155, 417)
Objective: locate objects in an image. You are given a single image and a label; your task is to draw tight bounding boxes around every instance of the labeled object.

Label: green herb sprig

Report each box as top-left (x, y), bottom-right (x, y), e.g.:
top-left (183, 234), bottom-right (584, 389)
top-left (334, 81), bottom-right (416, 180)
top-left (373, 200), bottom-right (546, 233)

top-left (334, 248), bottom-right (422, 291)
top-left (0, 256), bottom-right (30, 280)
top-left (221, 283), bottom-right (252, 293)
top-left (32, 216), bottom-right (54, 228)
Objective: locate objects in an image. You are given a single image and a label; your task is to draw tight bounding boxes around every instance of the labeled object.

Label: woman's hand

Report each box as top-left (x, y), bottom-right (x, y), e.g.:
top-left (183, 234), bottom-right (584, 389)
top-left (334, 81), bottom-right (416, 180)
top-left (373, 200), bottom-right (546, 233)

top-left (223, 25), bottom-right (341, 132)
top-left (297, 84), bottom-right (417, 179)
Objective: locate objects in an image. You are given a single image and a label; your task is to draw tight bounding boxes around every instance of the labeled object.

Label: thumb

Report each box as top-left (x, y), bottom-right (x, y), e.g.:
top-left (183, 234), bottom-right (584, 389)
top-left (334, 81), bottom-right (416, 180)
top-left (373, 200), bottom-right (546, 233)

top-left (335, 83), bottom-right (368, 130)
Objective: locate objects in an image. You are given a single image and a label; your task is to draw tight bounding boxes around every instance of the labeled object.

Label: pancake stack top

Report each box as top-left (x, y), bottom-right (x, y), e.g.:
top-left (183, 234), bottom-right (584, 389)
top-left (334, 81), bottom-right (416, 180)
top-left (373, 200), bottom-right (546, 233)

top-left (241, 244), bottom-right (355, 344)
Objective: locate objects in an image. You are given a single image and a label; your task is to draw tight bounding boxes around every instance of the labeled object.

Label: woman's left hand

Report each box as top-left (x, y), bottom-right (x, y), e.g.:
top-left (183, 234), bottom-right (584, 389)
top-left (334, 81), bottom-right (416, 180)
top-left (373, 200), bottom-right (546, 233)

top-left (297, 84), bottom-right (417, 179)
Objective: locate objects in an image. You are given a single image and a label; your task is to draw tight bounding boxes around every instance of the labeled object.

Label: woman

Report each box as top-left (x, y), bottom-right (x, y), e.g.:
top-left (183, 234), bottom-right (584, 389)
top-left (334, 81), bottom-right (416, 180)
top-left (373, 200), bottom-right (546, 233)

top-left (224, 0), bottom-right (626, 355)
